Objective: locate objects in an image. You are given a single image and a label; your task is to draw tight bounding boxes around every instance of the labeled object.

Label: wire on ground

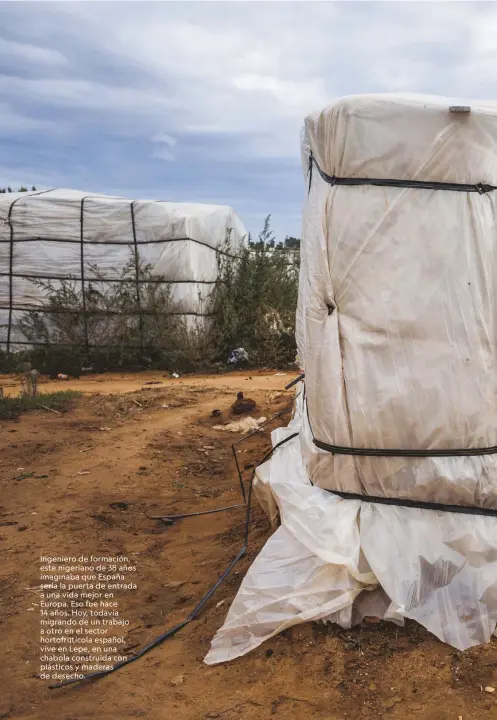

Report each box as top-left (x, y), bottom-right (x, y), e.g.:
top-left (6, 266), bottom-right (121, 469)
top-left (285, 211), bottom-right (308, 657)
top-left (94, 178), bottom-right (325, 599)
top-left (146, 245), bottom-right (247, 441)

top-left (48, 387), bottom-right (299, 690)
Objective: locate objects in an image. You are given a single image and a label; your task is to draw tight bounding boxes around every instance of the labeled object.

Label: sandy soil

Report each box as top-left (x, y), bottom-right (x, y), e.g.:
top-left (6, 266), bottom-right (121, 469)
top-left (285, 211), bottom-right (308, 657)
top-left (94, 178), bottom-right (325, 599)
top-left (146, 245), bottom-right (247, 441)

top-left (0, 369), bottom-right (290, 397)
top-left (1, 371), bottom-right (497, 720)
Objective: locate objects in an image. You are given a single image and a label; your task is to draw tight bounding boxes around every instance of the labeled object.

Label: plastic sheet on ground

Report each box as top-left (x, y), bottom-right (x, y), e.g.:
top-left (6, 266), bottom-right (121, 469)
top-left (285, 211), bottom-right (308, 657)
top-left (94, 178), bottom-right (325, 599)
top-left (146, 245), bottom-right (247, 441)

top-left (212, 416), bottom-right (267, 433)
top-left (205, 392), bottom-right (497, 664)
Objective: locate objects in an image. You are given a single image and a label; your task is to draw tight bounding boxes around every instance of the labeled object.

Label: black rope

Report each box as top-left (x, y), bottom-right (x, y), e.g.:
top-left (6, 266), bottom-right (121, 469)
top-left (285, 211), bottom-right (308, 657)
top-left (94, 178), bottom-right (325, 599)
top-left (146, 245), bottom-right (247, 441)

top-left (305, 380), bottom-right (497, 459)
top-left (80, 198), bottom-right (89, 355)
top-left (0, 306), bottom-right (215, 317)
top-left (309, 153), bottom-right (497, 195)
top-left (5, 189), bottom-right (54, 353)
top-left (1, 338), bottom-right (211, 350)
top-left (327, 489), bottom-right (497, 518)
top-left (0, 234), bottom-right (242, 258)
top-left (48, 408), bottom-right (298, 689)
top-left (313, 437), bottom-right (497, 458)
top-left (0, 272), bottom-right (217, 285)
top-left (6, 197), bottom-right (22, 353)
top-left (306, 397), bottom-right (497, 515)
top-left (130, 201), bottom-right (144, 353)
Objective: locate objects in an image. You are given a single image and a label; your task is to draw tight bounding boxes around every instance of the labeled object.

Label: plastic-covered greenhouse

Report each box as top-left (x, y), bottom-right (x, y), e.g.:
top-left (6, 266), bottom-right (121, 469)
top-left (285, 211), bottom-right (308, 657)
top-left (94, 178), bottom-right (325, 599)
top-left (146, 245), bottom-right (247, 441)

top-left (0, 189), bottom-right (246, 353)
top-left (206, 93), bottom-right (497, 664)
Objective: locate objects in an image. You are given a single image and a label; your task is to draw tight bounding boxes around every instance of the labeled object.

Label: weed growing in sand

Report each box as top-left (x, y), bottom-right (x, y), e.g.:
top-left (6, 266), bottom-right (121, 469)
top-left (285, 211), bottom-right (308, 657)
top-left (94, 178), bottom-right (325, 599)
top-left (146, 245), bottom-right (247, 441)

top-left (0, 388), bottom-right (82, 420)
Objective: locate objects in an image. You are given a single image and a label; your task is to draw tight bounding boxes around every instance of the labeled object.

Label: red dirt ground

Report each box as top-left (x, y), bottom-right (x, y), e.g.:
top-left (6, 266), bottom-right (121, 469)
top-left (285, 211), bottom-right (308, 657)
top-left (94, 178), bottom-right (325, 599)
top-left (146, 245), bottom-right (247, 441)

top-left (1, 370), bottom-right (497, 720)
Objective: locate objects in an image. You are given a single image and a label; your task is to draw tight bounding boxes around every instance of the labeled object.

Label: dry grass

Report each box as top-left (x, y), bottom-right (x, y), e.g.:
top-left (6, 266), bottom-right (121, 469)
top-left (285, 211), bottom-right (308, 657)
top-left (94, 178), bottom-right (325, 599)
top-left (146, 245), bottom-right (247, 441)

top-left (0, 389), bottom-right (82, 419)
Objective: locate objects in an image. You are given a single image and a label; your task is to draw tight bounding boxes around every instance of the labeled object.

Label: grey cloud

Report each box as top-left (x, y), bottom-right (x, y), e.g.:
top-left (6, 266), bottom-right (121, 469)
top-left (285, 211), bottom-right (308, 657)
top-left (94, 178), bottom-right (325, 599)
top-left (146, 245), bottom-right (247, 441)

top-left (2, 1), bottom-right (497, 239)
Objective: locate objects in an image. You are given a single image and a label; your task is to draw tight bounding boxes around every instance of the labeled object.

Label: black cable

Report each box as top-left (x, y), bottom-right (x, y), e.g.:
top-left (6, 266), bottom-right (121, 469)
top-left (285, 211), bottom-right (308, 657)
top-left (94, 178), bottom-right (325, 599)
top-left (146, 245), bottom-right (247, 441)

top-left (285, 373), bottom-right (304, 390)
top-left (3, 337), bottom-right (215, 350)
top-left (151, 399), bottom-right (298, 520)
top-left (48, 407), bottom-right (298, 689)
top-left (231, 399), bottom-right (297, 503)
top-left (149, 504), bottom-right (244, 521)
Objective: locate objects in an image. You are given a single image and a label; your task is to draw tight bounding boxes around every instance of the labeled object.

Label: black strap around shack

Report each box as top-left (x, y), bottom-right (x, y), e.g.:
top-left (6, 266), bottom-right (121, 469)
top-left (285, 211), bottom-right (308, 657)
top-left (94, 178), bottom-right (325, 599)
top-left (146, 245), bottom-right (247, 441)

top-left (308, 153), bottom-right (497, 195)
top-left (304, 155), bottom-right (497, 515)
top-left (300, 384), bottom-right (497, 517)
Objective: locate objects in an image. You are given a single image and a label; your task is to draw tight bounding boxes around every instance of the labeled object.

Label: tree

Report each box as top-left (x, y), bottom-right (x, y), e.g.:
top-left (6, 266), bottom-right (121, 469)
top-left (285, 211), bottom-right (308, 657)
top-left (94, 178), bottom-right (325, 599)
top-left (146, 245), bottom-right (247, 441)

top-left (0, 185), bottom-right (37, 193)
top-left (248, 215), bottom-right (276, 249)
top-left (284, 236), bottom-right (300, 250)
top-left (209, 215), bottom-right (299, 366)
top-left (247, 220), bottom-right (300, 253)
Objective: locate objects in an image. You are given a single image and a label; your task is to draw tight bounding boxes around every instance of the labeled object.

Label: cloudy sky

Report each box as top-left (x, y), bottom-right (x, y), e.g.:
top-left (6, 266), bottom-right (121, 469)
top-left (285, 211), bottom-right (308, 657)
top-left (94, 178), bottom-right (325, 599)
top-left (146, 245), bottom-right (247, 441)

top-left (1, 1), bottom-right (497, 240)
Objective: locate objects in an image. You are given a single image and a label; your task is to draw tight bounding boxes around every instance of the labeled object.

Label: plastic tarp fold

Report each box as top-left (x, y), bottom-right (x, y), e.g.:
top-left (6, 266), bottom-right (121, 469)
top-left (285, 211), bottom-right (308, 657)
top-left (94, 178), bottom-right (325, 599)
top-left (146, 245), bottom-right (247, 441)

top-left (206, 390), bottom-right (497, 664)
top-left (206, 94), bottom-right (497, 664)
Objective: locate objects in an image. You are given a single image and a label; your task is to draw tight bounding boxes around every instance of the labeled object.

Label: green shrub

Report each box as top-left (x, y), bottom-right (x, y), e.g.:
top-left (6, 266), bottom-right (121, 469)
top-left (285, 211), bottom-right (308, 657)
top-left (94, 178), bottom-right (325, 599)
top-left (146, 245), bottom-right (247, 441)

top-left (4, 217), bottom-right (299, 372)
top-left (15, 252), bottom-right (192, 372)
top-left (208, 217), bottom-right (299, 366)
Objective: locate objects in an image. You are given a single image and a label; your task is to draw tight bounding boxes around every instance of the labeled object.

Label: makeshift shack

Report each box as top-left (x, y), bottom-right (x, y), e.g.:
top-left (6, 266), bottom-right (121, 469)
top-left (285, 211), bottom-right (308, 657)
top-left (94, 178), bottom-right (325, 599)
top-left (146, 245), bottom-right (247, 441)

top-left (207, 93), bottom-right (497, 663)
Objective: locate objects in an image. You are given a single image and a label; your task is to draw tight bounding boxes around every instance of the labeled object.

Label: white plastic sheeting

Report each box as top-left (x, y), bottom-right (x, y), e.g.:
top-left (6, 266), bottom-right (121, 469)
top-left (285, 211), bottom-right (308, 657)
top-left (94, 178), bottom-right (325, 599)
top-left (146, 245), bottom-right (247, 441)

top-left (206, 388), bottom-right (497, 663)
top-left (299, 94), bottom-right (497, 505)
top-left (206, 94), bottom-right (497, 663)
top-left (0, 189), bottom-right (246, 348)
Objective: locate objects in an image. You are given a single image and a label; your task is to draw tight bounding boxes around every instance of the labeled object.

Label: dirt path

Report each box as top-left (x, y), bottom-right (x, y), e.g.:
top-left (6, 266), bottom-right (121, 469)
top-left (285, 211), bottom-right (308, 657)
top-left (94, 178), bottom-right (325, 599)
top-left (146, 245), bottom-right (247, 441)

top-left (1, 371), bottom-right (497, 720)
top-left (1, 369), bottom-right (291, 397)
